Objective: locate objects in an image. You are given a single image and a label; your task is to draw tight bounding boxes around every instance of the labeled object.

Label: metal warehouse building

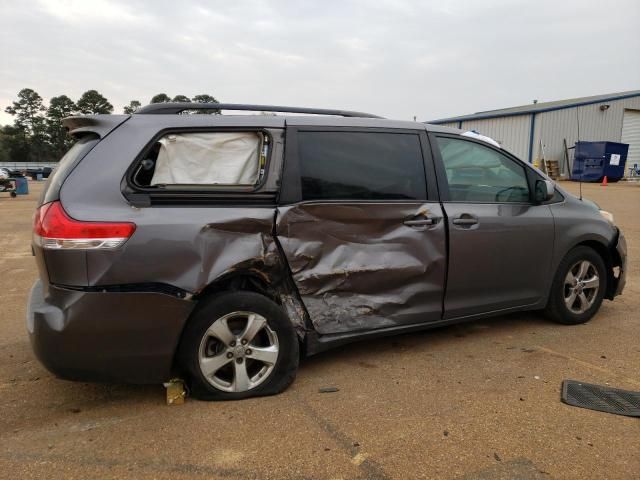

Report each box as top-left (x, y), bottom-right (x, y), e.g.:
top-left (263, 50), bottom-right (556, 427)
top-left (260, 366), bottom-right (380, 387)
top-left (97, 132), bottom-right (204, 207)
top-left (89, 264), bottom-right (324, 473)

top-left (430, 90), bottom-right (640, 176)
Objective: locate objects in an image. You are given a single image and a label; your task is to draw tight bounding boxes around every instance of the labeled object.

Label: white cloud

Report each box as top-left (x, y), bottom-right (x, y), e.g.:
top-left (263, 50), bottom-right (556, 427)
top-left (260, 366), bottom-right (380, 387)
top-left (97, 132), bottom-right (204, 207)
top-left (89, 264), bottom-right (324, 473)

top-left (36, 0), bottom-right (149, 24)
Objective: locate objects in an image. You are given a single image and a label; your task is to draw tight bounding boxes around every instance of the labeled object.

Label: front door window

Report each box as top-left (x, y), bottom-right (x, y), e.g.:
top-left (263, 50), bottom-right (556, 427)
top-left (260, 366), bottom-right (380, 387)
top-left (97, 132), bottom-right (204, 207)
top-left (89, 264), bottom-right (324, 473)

top-left (436, 137), bottom-right (530, 203)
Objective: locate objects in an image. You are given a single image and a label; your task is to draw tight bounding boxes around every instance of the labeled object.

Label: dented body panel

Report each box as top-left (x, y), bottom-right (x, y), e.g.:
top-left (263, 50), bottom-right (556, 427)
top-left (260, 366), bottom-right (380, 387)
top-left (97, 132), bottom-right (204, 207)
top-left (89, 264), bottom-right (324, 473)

top-left (276, 202), bottom-right (447, 334)
top-left (84, 207), bottom-right (278, 291)
top-left (83, 206), bottom-right (309, 334)
top-left (28, 280), bottom-right (194, 383)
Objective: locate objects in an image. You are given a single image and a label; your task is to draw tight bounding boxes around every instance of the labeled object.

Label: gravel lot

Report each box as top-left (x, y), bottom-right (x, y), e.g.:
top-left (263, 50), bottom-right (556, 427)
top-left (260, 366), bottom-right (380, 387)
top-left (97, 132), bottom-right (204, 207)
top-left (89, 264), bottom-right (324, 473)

top-left (1, 180), bottom-right (638, 480)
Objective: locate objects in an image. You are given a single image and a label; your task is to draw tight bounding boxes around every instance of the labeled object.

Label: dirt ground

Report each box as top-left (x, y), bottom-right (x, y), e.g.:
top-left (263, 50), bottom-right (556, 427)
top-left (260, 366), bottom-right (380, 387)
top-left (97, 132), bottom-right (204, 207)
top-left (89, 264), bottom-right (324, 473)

top-left (0, 180), bottom-right (638, 480)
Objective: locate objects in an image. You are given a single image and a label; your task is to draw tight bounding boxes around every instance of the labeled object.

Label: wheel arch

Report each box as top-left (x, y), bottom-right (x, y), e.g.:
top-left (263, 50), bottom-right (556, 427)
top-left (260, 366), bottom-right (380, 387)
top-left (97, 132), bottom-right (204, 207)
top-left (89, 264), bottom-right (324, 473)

top-left (194, 269), bottom-right (279, 304)
top-left (172, 268), bottom-right (311, 375)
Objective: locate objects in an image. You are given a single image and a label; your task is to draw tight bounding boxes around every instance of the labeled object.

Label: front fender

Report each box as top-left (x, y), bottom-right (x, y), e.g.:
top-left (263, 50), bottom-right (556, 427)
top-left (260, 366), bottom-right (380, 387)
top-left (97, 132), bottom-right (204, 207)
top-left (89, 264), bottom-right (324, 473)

top-left (550, 200), bottom-right (617, 268)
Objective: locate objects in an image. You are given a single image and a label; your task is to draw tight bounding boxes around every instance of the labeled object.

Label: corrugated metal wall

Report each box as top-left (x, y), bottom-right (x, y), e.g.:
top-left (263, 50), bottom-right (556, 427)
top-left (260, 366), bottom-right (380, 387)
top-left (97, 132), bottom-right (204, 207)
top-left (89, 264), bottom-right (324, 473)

top-left (458, 116), bottom-right (531, 160)
top-left (436, 95), bottom-right (640, 175)
top-left (532, 96), bottom-right (640, 173)
top-left (621, 110), bottom-right (640, 172)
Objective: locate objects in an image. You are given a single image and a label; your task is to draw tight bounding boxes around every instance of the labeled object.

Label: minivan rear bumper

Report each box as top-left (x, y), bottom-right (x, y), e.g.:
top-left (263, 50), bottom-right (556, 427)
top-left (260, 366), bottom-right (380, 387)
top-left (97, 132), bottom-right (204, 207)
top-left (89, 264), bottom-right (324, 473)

top-left (27, 280), bottom-right (194, 383)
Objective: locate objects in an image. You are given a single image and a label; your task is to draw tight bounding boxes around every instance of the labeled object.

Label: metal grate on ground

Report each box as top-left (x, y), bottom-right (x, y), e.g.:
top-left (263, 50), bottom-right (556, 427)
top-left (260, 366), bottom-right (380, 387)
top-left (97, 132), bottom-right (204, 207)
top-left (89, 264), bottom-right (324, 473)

top-left (561, 380), bottom-right (640, 417)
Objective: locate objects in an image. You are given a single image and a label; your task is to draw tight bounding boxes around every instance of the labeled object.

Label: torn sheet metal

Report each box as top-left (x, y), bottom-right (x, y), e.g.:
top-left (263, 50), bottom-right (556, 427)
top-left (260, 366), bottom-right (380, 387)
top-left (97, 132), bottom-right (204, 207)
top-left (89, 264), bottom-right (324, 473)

top-left (87, 208), bottom-right (276, 290)
top-left (276, 203), bottom-right (447, 335)
top-left (193, 214), bottom-right (280, 288)
top-left (85, 207), bottom-right (309, 335)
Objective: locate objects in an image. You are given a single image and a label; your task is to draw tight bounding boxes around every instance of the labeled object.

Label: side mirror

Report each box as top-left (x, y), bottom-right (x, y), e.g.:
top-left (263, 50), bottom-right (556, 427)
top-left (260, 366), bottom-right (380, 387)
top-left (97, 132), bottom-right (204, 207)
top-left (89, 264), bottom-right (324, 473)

top-left (534, 179), bottom-right (555, 203)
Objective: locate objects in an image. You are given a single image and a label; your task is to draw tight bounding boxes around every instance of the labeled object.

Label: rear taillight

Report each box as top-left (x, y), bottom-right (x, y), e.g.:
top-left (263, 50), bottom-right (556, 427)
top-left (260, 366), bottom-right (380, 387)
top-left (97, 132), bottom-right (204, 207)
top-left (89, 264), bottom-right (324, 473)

top-left (33, 201), bottom-right (136, 250)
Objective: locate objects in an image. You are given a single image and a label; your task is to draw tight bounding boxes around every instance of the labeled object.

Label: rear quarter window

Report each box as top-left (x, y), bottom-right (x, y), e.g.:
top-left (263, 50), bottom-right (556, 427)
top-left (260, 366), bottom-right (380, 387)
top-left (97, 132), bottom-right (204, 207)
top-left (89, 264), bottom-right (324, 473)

top-left (42, 134), bottom-right (100, 205)
top-left (132, 131), bottom-right (269, 188)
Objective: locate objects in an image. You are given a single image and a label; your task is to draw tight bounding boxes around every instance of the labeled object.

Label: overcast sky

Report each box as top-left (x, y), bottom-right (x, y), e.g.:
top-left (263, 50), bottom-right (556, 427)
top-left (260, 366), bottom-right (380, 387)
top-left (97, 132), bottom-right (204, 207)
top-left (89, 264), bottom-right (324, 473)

top-left (1, 0), bottom-right (639, 125)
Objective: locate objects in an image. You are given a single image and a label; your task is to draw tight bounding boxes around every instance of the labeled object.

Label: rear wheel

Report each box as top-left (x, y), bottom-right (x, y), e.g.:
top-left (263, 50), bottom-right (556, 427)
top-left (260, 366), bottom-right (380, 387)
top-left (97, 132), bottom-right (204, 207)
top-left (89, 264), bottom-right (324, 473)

top-left (178, 291), bottom-right (299, 400)
top-left (544, 246), bottom-right (607, 325)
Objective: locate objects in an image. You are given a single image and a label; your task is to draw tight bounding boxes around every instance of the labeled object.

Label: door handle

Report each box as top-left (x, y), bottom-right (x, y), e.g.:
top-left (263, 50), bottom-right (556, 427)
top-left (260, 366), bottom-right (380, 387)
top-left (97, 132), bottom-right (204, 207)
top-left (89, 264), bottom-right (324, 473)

top-left (403, 218), bottom-right (435, 227)
top-left (452, 215), bottom-right (478, 226)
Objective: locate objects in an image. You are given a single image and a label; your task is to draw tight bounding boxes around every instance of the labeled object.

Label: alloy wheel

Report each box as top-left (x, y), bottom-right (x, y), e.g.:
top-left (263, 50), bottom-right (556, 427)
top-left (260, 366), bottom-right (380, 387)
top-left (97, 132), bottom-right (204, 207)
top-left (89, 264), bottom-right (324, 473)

top-left (564, 260), bottom-right (600, 314)
top-left (198, 311), bottom-right (279, 392)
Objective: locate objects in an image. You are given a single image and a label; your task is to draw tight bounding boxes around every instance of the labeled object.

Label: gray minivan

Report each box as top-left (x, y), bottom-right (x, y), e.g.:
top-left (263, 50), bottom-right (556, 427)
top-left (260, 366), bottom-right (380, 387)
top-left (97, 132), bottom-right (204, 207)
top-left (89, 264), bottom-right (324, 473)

top-left (28, 103), bottom-right (627, 400)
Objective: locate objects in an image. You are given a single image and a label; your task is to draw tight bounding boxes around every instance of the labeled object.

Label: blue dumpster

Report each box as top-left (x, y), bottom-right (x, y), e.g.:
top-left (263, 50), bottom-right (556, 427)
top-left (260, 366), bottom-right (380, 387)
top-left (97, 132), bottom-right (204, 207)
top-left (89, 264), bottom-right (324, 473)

top-left (13, 176), bottom-right (29, 195)
top-left (571, 141), bottom-right (629, 182)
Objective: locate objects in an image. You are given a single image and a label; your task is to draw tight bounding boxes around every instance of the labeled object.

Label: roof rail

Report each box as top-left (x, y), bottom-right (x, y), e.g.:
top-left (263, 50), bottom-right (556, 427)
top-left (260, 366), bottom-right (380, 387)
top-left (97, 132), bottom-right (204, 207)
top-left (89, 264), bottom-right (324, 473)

top-left (134, 102), bottom-right (383, 118)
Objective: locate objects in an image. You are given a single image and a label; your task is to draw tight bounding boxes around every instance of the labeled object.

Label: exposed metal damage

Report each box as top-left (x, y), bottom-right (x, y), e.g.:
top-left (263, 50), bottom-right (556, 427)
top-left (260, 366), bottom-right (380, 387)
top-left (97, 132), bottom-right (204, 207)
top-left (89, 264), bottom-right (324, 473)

top-left (276, 203), bottom-right (447, 335)
top-left (194, 211), bottom-right (311, 337)
top-left (65, 198), bottom-right (451, 340)
top-left (81, 207), bottom-right (312, 338)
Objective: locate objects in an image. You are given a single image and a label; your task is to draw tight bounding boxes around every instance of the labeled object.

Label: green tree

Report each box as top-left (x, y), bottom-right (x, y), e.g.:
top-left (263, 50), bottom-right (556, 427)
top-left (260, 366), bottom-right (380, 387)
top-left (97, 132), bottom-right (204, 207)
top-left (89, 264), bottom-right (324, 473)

top-left (150, 93), bottom-right (171, 103)
top-left (193, 94), bottom-right (218, 103)
top-left (172, 95), bottom-right (191, 102)
top-left (76, 90), bottom-right (113, 114)
top-left (4, 88), bottom-right (47, 161)
top-left (4, 88), bottom-right (46, 134)
top-left (123, 100), bottom-right (141, 114)
top-left (0, 125), bottom-right (31, 162)
top-left (46, 95), bottom-right (76, 158)
top-left (0, 126), bottom-right (11, 162)
top-left (193, 94), bottom-right (220, 114)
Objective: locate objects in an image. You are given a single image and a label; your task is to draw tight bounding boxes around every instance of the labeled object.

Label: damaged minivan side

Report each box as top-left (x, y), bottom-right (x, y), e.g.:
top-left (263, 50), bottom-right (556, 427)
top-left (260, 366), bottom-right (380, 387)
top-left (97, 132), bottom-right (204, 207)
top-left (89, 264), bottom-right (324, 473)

top-left (28, 103), bottom-right (627, 400)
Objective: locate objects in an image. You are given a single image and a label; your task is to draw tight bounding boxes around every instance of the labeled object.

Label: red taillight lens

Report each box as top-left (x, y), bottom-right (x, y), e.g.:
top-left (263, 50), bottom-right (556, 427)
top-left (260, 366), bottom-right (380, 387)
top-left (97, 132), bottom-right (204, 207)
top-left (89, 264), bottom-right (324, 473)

top-left (33, 201), bottom-right (136, 249)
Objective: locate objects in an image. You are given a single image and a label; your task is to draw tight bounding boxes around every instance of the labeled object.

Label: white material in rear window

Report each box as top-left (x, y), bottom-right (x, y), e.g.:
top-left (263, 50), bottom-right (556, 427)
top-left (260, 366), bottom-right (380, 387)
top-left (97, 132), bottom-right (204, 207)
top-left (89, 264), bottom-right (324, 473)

top-left (150, 132), bottom-right (260, 185)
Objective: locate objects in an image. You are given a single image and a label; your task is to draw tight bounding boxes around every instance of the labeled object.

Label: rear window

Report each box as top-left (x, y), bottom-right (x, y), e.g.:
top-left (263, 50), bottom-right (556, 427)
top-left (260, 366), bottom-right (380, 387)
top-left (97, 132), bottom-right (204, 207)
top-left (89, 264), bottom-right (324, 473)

top-left (133, 131), bottom-right (268, 188)
top-left (297, 131), bottom-right (426, 201)
top-left (42, 134), bottom-right (100, 205)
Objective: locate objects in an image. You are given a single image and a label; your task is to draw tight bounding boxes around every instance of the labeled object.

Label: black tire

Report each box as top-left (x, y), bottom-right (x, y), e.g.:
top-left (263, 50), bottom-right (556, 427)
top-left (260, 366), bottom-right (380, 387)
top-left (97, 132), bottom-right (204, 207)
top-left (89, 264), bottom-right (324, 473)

top-left (544, 246), bottom-right (607, 325)
top-left (10, 191), bottom-right (17, 198)
top-left (178, 291), bottom-right (299, 400)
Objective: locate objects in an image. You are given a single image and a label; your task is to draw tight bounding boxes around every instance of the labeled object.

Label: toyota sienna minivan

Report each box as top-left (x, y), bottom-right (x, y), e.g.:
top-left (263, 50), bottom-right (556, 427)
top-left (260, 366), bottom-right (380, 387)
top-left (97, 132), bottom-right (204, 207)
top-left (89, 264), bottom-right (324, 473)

top-left (28, 103), bottom-right (627, 399)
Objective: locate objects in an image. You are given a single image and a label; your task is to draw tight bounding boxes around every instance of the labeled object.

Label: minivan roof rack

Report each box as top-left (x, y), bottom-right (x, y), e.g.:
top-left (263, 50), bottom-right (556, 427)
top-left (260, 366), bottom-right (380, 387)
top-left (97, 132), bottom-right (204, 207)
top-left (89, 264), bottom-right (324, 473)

top-left (135, 102), bottom-right (384, 118)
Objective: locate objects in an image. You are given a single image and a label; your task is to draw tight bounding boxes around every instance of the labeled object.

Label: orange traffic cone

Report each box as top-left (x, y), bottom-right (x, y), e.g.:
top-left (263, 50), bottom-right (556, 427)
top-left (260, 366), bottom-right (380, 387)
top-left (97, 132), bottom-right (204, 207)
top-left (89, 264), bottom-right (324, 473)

top-left (601, 175), bottom-right (608, 186)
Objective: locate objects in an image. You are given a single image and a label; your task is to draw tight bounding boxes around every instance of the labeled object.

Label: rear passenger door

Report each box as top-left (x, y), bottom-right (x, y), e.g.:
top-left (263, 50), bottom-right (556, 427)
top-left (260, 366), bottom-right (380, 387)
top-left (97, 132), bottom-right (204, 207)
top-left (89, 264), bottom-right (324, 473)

top-left (431, 134), bottom-right (555, 319)
top-left (276, 125), bottom-right (447, 335)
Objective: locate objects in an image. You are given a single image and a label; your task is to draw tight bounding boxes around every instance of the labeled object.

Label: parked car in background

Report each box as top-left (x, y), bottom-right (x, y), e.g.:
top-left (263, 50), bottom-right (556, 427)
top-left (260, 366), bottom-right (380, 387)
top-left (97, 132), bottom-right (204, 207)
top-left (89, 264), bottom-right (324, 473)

top-left (0, 168), bottom-right (17, 197)
top-left (28, 104), bottom-right (627, 399)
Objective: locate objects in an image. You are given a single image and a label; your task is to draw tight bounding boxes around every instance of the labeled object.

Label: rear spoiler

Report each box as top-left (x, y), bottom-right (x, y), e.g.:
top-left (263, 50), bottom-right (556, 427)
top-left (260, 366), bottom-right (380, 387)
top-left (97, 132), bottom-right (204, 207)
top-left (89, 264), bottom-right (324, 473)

top-left (63, 115), bottom-right (130, 139)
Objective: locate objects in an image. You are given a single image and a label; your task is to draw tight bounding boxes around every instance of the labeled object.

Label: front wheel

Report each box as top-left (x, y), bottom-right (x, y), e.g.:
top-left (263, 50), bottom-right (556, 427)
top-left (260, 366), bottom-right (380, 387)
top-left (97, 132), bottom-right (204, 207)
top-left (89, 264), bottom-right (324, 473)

top-left (544, 246), bottom-right (607, 325)
top-left (178, 291), bottom-right (299, 400)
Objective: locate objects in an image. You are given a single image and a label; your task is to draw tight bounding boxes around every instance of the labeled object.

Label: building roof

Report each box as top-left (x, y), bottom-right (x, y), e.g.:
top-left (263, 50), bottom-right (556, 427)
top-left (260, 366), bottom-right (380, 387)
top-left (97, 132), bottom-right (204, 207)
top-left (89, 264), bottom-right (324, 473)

top-left (429, 89), bottom-right (640, 124)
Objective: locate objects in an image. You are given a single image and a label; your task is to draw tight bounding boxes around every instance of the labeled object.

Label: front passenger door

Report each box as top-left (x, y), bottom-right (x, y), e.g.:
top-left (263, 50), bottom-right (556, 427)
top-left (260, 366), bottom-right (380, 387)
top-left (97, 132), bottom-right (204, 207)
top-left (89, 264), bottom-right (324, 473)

top-left (433, 135), bottom-right (555, 319)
